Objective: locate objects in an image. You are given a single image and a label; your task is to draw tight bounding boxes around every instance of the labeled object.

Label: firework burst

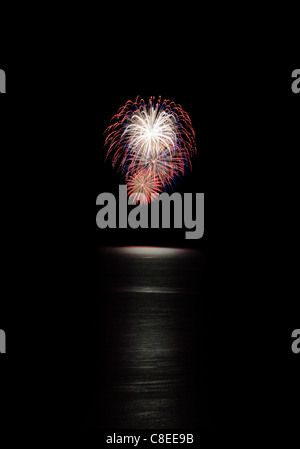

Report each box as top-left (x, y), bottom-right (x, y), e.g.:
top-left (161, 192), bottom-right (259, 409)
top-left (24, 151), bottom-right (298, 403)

top-left (104, 96), bottom-right (196, 203)
top-left (127, 169), bottom-right (162, 205)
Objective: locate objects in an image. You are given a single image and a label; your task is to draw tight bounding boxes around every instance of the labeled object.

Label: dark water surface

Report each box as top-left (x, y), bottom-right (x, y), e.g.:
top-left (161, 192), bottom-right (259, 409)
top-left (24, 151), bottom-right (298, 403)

top-left (94, 247), bottom-right (209, 429)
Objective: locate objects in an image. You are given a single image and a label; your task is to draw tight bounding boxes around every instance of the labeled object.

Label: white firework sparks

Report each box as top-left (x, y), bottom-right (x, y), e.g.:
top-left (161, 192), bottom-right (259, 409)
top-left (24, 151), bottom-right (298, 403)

top-left (123, 105), bottom-right (177, 160)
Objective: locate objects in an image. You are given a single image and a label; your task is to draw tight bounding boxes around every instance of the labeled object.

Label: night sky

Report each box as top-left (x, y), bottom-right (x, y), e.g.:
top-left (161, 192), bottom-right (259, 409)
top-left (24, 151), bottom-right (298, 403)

top-left (94, 73), bottom-right (207, 249)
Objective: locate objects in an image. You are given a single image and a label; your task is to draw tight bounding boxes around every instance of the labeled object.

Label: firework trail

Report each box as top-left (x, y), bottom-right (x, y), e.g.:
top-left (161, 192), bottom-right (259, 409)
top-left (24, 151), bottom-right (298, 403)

top-left (104, 96), bottom-right (196, 203)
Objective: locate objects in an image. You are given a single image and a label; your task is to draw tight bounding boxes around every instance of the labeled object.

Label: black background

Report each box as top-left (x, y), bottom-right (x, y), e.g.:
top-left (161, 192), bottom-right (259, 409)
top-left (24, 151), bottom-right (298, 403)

top-left (0, 46), bottom-right (299, 444)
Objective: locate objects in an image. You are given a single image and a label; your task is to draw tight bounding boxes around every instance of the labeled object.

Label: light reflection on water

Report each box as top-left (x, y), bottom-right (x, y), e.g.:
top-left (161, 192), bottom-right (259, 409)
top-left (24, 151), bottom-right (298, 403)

top-left (95, 246), bottom-right (208, 429)
top-left (101, 246), bottom-right (194, 257)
